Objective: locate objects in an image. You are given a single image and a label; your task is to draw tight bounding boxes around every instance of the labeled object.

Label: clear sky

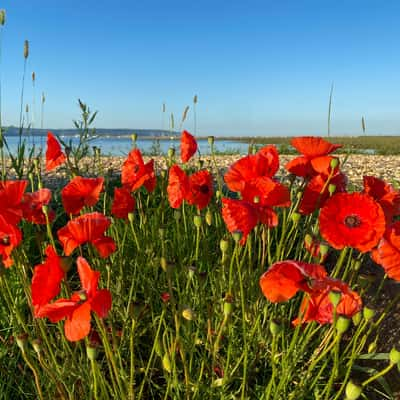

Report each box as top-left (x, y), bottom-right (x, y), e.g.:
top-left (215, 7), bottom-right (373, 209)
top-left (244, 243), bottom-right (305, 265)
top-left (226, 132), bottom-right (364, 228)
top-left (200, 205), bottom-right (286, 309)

top-left (0, 0), bottom-right (399, 136)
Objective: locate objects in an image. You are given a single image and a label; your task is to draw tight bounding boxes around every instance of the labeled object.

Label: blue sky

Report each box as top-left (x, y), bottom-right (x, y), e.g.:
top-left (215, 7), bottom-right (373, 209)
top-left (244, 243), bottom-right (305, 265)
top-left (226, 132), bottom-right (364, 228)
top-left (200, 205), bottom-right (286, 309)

top-left (0, 0), bottom-right (399, 136)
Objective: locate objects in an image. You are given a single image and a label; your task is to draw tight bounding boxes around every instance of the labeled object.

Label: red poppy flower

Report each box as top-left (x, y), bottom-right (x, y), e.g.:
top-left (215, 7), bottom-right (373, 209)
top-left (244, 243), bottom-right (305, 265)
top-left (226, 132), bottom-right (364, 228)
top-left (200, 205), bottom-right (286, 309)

top-left (31, 246), bottom-right (65, 311)
top-left (111, 187), bottom-right (136, 219)
top-left (167, 164), bottom-right (190, 208)
top-left (0, 180), bottom-right (28, 225)
top-left (121, 149), bottom-right (156, 192)
top-left (319, 192), bottom-right (385, 252)
top-left (0, 215), bottom-right (22, 267)
top-left (241, 177), bottom-right (290, 208)
top-left (298, 172), bottom-right (347, 215)
top-left (224, 146), bottom-right (279, 193)
top-left (180, 130), bottom-right (198, 163)
top-left (35, 256), bottom-right (112, 341)
top-left (57, 212), bottom-right (116, 257)
top-left (363, 176), bottom-right (400, 223)
top-left (46, 132), bottom-right (66, 172)
top-left (371, 221), bottom-right (400, 281)
top-left (293, 278), bottom-right (362, 325)
top-left (187, 170), bottom-right (213, 210)
top-left (285, 137), bottom-right (342, 178)
top-left (259, 260), bottom-right (327, 303)
top-left (221, 198), bottom-right (259, 244)
top-left (61, 176), bottom-right (104, 215)
top-left (22, 188), bottom-right (54, 224)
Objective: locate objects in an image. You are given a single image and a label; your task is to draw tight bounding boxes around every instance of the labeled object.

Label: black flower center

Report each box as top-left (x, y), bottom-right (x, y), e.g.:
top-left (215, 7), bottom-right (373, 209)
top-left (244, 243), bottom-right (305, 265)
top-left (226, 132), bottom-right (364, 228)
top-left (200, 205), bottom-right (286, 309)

top-left (344, 215), bottom-right (361, 228)
top-left (199, 185), bottom-right (209, 194)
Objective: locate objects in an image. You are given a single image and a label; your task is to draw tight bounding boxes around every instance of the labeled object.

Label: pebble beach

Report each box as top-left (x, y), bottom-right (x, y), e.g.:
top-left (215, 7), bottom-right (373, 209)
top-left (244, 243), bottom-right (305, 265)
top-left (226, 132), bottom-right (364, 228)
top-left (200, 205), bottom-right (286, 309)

top-left (39, 154), bottom-right (400, 188)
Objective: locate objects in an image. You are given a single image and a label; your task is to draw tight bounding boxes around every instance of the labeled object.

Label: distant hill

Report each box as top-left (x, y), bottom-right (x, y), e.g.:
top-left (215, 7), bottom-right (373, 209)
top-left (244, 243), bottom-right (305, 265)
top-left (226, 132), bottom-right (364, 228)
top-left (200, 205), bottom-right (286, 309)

top-left (2, 127), bottom-right (177, 137)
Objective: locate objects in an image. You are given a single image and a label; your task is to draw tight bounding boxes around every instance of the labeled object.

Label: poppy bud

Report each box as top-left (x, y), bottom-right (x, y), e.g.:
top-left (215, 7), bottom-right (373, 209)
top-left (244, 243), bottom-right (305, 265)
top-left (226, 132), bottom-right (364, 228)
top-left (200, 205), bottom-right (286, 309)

top-left (363, 307), bottom-right (375, 321)
top-left (167, 147), bottom-right (175, 158)
top-left (304, 234), bottom-right (313, 247)
top-left (212, 378), bottom-right (224, 387)
top-left (328, 184), bottom-right (336, 196)
top-left (336, 316), bottom-right (350, 335)
top-left (345, 380), bottom-right (363, 400)
top-left (86, 344), bottom-right (97, 361)
top-left (193, 215), bottom-right (202, 228)
top-left (160, 257), bottom-right (168, 272)
top-left (353, 260), bottom-right (361, 271)
top-left (352, 311), bottom-right (362, 326)
top-left (220, 239), bottom-right (229, 253)
top-left (0, 10), bottom-right (5, 26)
top-left (174, 209), bottom-right (181, 221)
top-left (182, 307), bottom-right (195, 321)
top-left (291, 212), bottom-right (301, 224)
top-left (368, 342), bottom-right (377, 354)
top-left (131, 133), bottom-right (137, 143)
top-left (16, 333), bottom-right (28, 352)
top-left (205, 210), bottom-right (213, 226)
top-left (160, 169), bottom-right (167, 179)
top-left (208, 136), bottom-right (215, 146)
top-left (162, 353), bottom-right (172, 373)
top-left (215, 190), bottom-right (222, 199)
top-left (330, 158), bottom-right (339, 169)
top-left (253, 195), bottom-right (260, 204)
top-left (389, 347), bottom-right (400, 364)
top-left (158, 227), bottom-right (165, 240)
top-left (232, 230), bottom-right (243, 243)
top-left (269, 319), bottom-right (283, 336)
top-left (329, 290), bottom-right (342, 308)
top-left (154, 337), bottom-right (163, 358)
top-left (31, 338), bottom-right (42, 355)
top-left (128, 212), bottom-right (135, 223)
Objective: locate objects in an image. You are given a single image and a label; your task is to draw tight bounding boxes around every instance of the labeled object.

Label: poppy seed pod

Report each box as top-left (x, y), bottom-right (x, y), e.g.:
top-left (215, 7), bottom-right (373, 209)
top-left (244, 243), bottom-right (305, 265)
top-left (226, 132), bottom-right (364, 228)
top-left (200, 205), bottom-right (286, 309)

top-left (345, 380), bottom-right (362, 400)
top-left (328, 184), bottom-right (336, 196)
top-left (330, 157), bottom-right (339, 169)
top-left (336, 316), bottom-right (350, 335)
top-left (193, 215), bottom-right (202, 228)
top-left (220, 238), bottom-right (229, 253)
top-left (363, 307), bottom-right (375, 321)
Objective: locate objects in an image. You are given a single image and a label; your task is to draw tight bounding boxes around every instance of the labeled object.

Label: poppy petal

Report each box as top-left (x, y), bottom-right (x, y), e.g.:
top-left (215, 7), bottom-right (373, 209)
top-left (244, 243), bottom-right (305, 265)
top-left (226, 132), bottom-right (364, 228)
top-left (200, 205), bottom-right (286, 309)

top-left (180, 130), bottom-right (197, 163)
top-left (64, 302), bottom-right (92, 341)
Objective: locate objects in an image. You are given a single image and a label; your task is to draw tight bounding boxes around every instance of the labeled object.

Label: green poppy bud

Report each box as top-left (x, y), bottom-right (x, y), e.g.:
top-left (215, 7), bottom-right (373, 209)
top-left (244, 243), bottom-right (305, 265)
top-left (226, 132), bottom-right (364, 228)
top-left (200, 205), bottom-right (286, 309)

top-left (208, 136), bottom-right (215, 146)
top-left (328, 184), bottom-right (336, 196)
top-left (345, 380), bottom-right (362, 400)
top-left (330, 157), bottom-right (339, 169)
top-left (291, 212), bottom-right (301, 224)
top-left (131, 133), bottom-right (137, 142)
top-left (232, 230), bottom-right (243, 243)
top-left (220, 239), bottom-right (229, 253)
top-left (0, 10), bottom-right (6, 26)
top-left (352, 311), bottom-right (362, 326)
top-left (182, 306), bottom-right (195, 321)
top-left (205, 210), bottom-right (213, 226)
top-left (16, 333), bottom-right (28, 352)
top-left (86, 344), bottom-right (97, 361)
top-left (269, 319), bottom-right (283, 336)
top-left (389, 347), bottom-right (400, 364)
top-left (31, 338), bottom-right (42, 354)
top-left (162, 353), bottom-right (172, 373)
top-left (167, 147), bottom-right (175, 158)
top-left (368, 342), bottom-right (377, 354)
